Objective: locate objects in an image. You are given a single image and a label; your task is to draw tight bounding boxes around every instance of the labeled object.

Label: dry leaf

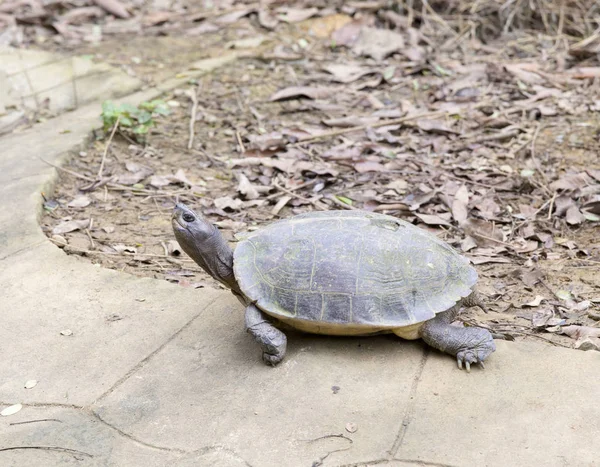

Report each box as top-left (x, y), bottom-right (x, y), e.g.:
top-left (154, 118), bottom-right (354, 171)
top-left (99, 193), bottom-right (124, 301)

top-left (451, 185), bottom-right (469, 225)
top-left (549, 172), bottom-right (591, 191)
top-left (248, 132), bottom-right (285, 151)
top-left (117, 162), bottom-right (153, 185)
top-left (322, 64), bottom-right (376, 83)
top-left (345, 422), bottom-right (358, 433)
top-left (574, 338), bottom-right (600, 351)
top-left (214, 8), bottom-right (254, 24)
top-left (269, 86), bottom-right (335, 101)
top-left (461, 218), bottom-right (504, 247)
top-left (560, 325), bottom-right (600, 340)
top-left (142, 10), bottom-right (172, 26)
top-left (149, 175), bottom-right (172, 188)
top-left (323, 116), bottom-right (379, 127)
top-left (416, 119), bottom-right (458, 135)
top-left (415, 213), bottom-right (451, 226)
top-left (331, 20), bottom-right (363, 47)
top-left (237, 174), bottom-right (260, 200)
top-left (354, 161), bottom-right (385, 173)
top-left (258, 9), bottom-right (278, 30)
top-left (523, 295), bottom-right (546, 307)
top-left (52, 219), bottom-right (90, 235)
top-left (24, 380), bottom-right (38, 389)
top-left (1, 404), bottom-right (22, 417)
top-left (352, 27), bottom-right (404, 61)
top-left (93, 0), bottom-right (129, 18)
top-left (214, 196), bottom-right (244, 211)
top-left (112, 244), bottom-right (137, 254)
top-left (468, 255), bottom-right (511, 264)
top-left (68, 195), bottom-right (91, 208)
top-left (566, 206), bottom-right (585, 225)
top-left (277, 7), bottom-right (318, 23)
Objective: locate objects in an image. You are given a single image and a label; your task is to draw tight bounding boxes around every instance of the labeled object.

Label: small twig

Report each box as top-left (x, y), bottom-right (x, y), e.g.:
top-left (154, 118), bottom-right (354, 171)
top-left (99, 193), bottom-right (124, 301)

top-left (421, 0), bottom-right (458, 37)
top-left (325, 194), bottom-right (358, 210)
top-left (539, 279), bottom-right (561, 301)
top-left (510, 193), bottom-right (556, 235)
top-left (271, 195), bottom-right (292, 216)
top-left (272, 183), bottom-right (327, 211)
top-left (98, 116), bottom-right (120, 179)
top-left (235, 130), bottom-right (246, 153)
top-left (84, 218), bottom-right (95, 249)
top-left (372, 203), bottom-right (410, 212)
top-left (530, 123), bottom-right (556, 196)
top-left (40, 158), bottom-right (189, 196)
top-left (292, 110), bottom-right (448, 145)
top-left (451, 128), bottom-right (521, 152)
top-left (187, 87), bottom-right (199, 150)
top-left (272, 183), bottom-right (312, 202)
top-left (265, 179), bottom-right (318, 200)
top-left (48, 237), bottom-right (197, 262)
top-left (547, 191), bottom-right (557, 220)
top-left (10, 419), bottom-right (63, 426)
top-left (305, 433), bottom-right (353, 444)
top-left (160, 241), bottom-right (169, 257)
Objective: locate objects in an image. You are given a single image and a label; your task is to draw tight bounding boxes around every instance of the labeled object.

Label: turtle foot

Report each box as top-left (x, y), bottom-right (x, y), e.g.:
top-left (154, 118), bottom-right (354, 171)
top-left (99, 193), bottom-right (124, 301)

top-left (456, 329), bottom-right (496, 372)
top-left (262, 349), bottom-right (285, 366)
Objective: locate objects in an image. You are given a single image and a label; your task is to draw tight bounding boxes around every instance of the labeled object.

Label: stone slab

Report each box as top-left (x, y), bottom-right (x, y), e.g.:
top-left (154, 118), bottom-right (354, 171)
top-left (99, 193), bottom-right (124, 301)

top-left (398, 340), bottom-right (600, 466)
top-left (0, 406), bottom-right (181, 467)
top-left (0, 241), bottom-right (222, 406)
top-left (94, 292), bottom-right (426, 467)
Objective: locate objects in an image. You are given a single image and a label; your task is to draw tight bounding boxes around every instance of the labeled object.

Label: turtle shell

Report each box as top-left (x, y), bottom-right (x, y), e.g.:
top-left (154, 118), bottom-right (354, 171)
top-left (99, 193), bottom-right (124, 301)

top-left (233, 211), bottom-right (477, 330)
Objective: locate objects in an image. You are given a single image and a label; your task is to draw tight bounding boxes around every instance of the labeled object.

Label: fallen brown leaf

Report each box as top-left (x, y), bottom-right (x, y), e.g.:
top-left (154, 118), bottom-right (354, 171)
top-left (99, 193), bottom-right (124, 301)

top-left (269, 86), bottom-right (335, 101)
top-left (451, 185), bottom-right (469, 225)
top-left (352, 27), bottom-right (404, 61)
top-left (93, 0), bottom-right (129, 18)
top-left (53, 219), bottom-right (90, 235)
top-left (277, 7), bottom-right (318, 23)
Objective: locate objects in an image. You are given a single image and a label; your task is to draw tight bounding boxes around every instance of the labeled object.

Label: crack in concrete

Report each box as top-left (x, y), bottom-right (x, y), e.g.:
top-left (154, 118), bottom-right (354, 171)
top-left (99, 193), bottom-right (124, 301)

top-left (91, 292), bottom-right (222, 406)
top-left (1, 401), bottom-right (188, 454)
top-left (0, 240), bottom-right (46, 262)
top-left (170, 445), bottom-right (255, 467)
top-left (387, 348), bottom-right (429, 458)
top-left (335, 458), bottom-right (456, 467)
top-left (394, 459), bottom-right (457, 467)
top-left (0, 402), bottom-right (83, 409)
top-left (90, 410), bottom-right (188, 454)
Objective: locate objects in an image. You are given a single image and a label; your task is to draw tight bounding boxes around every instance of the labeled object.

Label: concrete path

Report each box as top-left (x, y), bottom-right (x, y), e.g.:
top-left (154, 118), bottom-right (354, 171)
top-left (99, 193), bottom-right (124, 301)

top-left (1, 57), bottom-right (599, 467)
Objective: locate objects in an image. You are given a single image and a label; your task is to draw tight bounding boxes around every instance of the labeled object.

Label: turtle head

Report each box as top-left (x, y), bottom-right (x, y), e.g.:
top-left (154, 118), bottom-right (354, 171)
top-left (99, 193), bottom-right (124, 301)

top-left (171, 203), bottom-right (237, 290)
top-left (172, 203), bottom-right (216, 249)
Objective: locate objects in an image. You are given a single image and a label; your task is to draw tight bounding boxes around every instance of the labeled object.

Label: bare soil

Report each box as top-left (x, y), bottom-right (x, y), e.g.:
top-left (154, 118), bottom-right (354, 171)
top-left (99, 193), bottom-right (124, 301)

top-left (33, 6), bottom-right (600, 350)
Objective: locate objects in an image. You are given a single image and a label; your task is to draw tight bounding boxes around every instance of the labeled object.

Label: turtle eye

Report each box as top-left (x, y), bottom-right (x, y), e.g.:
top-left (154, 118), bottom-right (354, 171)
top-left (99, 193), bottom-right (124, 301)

top-left (182, 213), bottom-right (195, 222)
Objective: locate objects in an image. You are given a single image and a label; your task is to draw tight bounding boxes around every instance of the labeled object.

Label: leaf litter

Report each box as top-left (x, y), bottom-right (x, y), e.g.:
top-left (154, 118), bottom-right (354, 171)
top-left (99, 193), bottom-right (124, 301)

top-left (34, 1), bottom-right (600, 351)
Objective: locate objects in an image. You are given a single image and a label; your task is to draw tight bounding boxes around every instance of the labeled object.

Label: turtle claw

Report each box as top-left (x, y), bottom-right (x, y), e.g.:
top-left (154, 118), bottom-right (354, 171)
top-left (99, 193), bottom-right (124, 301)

top-left (262, 351), bottom-right (284, 366)
top-left (456, 346), bottom-right (492, 372)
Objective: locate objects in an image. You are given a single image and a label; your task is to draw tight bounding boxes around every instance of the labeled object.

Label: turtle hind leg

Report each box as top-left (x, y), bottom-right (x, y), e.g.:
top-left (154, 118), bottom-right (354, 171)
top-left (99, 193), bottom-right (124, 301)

top-left (419, 310), bottom-right (495, 372)
top-left (245, 304), bottom-right (287, 366)
top-left (462, 290), bottom-right (489, 313)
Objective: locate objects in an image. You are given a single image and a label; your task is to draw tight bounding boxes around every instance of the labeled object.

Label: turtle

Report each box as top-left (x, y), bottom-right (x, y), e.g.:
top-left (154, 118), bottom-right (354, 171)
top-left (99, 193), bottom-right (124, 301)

top-left (172, 203), bottom-right (495, 371)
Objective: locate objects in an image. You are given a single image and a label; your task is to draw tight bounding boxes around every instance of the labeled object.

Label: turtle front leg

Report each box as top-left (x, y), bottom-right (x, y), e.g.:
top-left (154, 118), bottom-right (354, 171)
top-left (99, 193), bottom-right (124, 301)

top-left (419, 309), bottom-right (495, 371)
top-left (245, 304), bottom-right (287, 366)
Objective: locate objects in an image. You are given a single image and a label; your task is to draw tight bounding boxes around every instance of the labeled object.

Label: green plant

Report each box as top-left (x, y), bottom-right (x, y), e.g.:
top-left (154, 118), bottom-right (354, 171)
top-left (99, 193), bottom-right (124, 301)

top-left (101, 99), bottom-right (171, 140)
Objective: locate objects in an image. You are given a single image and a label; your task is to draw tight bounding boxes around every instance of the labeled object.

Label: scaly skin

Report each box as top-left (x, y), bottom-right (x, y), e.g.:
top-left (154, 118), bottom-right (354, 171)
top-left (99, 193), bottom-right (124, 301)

top-left (245, 304), bottom-right (287, 365)
top-left (419, 292), bottom-right (495, 371)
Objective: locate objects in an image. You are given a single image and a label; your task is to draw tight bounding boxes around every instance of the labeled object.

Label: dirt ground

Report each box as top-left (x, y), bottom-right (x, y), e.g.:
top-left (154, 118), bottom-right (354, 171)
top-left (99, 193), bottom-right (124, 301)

top-left (21, 3), bottom-right (599, 349)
